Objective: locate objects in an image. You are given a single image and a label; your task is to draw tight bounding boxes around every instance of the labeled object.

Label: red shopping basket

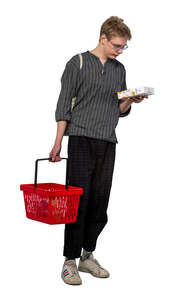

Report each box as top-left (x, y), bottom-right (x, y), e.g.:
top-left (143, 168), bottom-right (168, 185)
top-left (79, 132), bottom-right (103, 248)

top-left (20, 157), bottom-right (83, 225)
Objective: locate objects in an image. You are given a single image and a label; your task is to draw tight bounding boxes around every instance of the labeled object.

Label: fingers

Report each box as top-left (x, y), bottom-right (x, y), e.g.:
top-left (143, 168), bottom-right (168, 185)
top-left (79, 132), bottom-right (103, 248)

top-left (49, 144), bottom-right (62, 162)
top-left (51, 156), bottom-right (61, 162)
top-left (51, 153), bottom-right (61, 162)
top-left (134, 95), bottom-right (144, 100)
top-left (122, 94), bottom-right (148, 102)
top-left (133, 95), bottom-right (148, 103)
top-left (49, 151), bottom-right (62, 162)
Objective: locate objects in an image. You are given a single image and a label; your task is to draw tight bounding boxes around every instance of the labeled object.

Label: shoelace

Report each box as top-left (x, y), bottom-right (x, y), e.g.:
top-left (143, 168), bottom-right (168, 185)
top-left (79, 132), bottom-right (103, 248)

top-left (92, 258), bottom-right (106, 271)
top-left (93, 258), bottom-right (101, 267)
top-left (65, 262), bottom-right (78, 277)
top-left (82, 254), bottom-right (105, 270)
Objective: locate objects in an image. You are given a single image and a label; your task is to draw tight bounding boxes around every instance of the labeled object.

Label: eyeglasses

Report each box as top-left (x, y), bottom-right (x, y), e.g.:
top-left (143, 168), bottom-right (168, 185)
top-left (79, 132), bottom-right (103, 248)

top-left (109, 41), bottom-right (128, 51)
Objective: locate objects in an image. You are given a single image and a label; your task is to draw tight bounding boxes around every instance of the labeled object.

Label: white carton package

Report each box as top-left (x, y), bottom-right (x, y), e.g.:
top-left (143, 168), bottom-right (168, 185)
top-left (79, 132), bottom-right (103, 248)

top-left (117, 86), bottom-right (154, 99)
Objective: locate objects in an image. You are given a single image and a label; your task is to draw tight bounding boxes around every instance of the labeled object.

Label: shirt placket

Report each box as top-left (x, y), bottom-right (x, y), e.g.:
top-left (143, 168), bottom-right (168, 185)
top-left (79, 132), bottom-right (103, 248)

top-left (97, 60), bottom-right (108, 85)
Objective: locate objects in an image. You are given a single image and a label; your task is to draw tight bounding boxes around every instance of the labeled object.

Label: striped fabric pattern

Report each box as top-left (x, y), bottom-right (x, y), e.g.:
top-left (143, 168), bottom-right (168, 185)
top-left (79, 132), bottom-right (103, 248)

top-left (63, 269), bottom-right (69, 277)
top-left (55, 50), bottom-right (131, 144)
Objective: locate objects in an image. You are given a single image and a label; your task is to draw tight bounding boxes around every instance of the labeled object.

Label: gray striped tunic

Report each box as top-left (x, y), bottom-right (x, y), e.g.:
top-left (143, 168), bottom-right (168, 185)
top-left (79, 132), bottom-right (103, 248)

top-left (55, 50), bottom-right (131, 144)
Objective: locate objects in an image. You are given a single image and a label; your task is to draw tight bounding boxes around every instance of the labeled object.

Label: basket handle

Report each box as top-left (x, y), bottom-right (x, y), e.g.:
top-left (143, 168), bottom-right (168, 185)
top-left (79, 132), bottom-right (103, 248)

top-left (34, 157), bottom-right (69, 189)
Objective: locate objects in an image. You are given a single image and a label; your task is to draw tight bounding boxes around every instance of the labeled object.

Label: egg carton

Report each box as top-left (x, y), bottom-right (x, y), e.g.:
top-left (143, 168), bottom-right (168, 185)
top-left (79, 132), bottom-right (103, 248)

top-left (117, 86), bottom-right (154, 99)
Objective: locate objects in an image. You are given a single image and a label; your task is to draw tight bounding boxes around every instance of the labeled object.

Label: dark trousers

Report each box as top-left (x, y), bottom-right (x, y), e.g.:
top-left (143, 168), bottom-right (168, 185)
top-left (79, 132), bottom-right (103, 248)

top-left (63, 136), bottom-right (116, 259)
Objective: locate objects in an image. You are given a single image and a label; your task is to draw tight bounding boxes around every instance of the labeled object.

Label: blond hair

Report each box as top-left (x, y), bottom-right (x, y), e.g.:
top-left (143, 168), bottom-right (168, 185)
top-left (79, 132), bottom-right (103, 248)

top-left (99, 16), bottom-right (132, 42)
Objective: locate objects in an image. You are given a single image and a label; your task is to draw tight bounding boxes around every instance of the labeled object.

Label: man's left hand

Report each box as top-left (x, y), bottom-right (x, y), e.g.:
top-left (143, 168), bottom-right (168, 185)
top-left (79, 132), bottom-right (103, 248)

top-left (128, 94), bottom-right (148, 103)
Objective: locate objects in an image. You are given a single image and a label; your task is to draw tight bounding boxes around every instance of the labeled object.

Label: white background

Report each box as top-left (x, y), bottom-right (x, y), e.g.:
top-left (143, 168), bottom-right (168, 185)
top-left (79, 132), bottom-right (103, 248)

top-left (0, 0), bottom-right (170, 299)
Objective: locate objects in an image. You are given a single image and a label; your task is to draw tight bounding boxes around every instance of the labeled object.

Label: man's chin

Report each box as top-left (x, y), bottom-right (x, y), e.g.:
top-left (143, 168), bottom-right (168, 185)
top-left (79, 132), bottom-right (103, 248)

top-left (110, 54), bottom-right (118, 59)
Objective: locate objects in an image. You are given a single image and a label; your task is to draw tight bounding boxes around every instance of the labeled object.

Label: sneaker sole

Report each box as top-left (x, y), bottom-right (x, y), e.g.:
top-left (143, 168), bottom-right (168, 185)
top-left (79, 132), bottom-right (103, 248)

top-left (78, 266), bottom-right (110, 278)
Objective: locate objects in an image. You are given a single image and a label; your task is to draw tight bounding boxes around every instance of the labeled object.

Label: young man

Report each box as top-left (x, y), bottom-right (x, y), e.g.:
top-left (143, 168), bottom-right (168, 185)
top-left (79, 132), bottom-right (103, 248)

top-left (49, 16), bottom-right (148, 285)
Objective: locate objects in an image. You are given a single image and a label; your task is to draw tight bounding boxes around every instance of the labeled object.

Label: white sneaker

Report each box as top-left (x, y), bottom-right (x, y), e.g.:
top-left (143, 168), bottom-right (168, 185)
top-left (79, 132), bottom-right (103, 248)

top-left (61, 259), bottom-right (82, 285)
top-left (78, 252), bottom-right (110, 278)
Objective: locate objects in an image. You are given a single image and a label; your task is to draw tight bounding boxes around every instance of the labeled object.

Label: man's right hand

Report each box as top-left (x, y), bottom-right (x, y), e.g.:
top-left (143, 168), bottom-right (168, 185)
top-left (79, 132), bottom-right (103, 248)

top-left (49, 143), bottom-right (62, 162)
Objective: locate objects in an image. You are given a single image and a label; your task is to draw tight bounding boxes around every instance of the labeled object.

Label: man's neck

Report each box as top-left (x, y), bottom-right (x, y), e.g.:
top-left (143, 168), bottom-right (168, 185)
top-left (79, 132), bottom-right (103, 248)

top-left (90, 45), bottom-right (108, 61)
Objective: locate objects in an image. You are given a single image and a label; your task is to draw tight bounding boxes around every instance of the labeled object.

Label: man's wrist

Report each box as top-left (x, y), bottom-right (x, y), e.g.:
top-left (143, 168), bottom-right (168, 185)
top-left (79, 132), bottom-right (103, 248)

top-left (54, 139), bottom-right (62, 147)
top-left (126, 98), bottom-right (134, 104)
top-left (119, 97), bottom-right (133, 114)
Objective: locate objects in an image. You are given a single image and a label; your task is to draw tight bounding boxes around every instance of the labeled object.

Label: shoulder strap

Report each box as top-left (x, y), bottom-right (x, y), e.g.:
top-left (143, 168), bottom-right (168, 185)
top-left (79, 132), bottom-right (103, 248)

top-left (78, 53), bottom-right (83, 69)
top-left (71, 53), bottom-right (83, 111)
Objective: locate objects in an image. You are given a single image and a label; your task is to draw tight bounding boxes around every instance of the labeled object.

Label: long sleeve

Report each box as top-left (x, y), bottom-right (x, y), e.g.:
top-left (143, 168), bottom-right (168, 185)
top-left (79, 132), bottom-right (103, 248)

top-left (55, 56), bottom-right (79, 122)
top-left (119, 66), bottom-right (132, 117)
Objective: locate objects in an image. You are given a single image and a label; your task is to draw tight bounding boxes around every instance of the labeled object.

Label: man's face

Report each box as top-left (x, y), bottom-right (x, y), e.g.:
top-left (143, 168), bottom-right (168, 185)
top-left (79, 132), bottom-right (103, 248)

top-left (101, 34), bottom-right (128, 59)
